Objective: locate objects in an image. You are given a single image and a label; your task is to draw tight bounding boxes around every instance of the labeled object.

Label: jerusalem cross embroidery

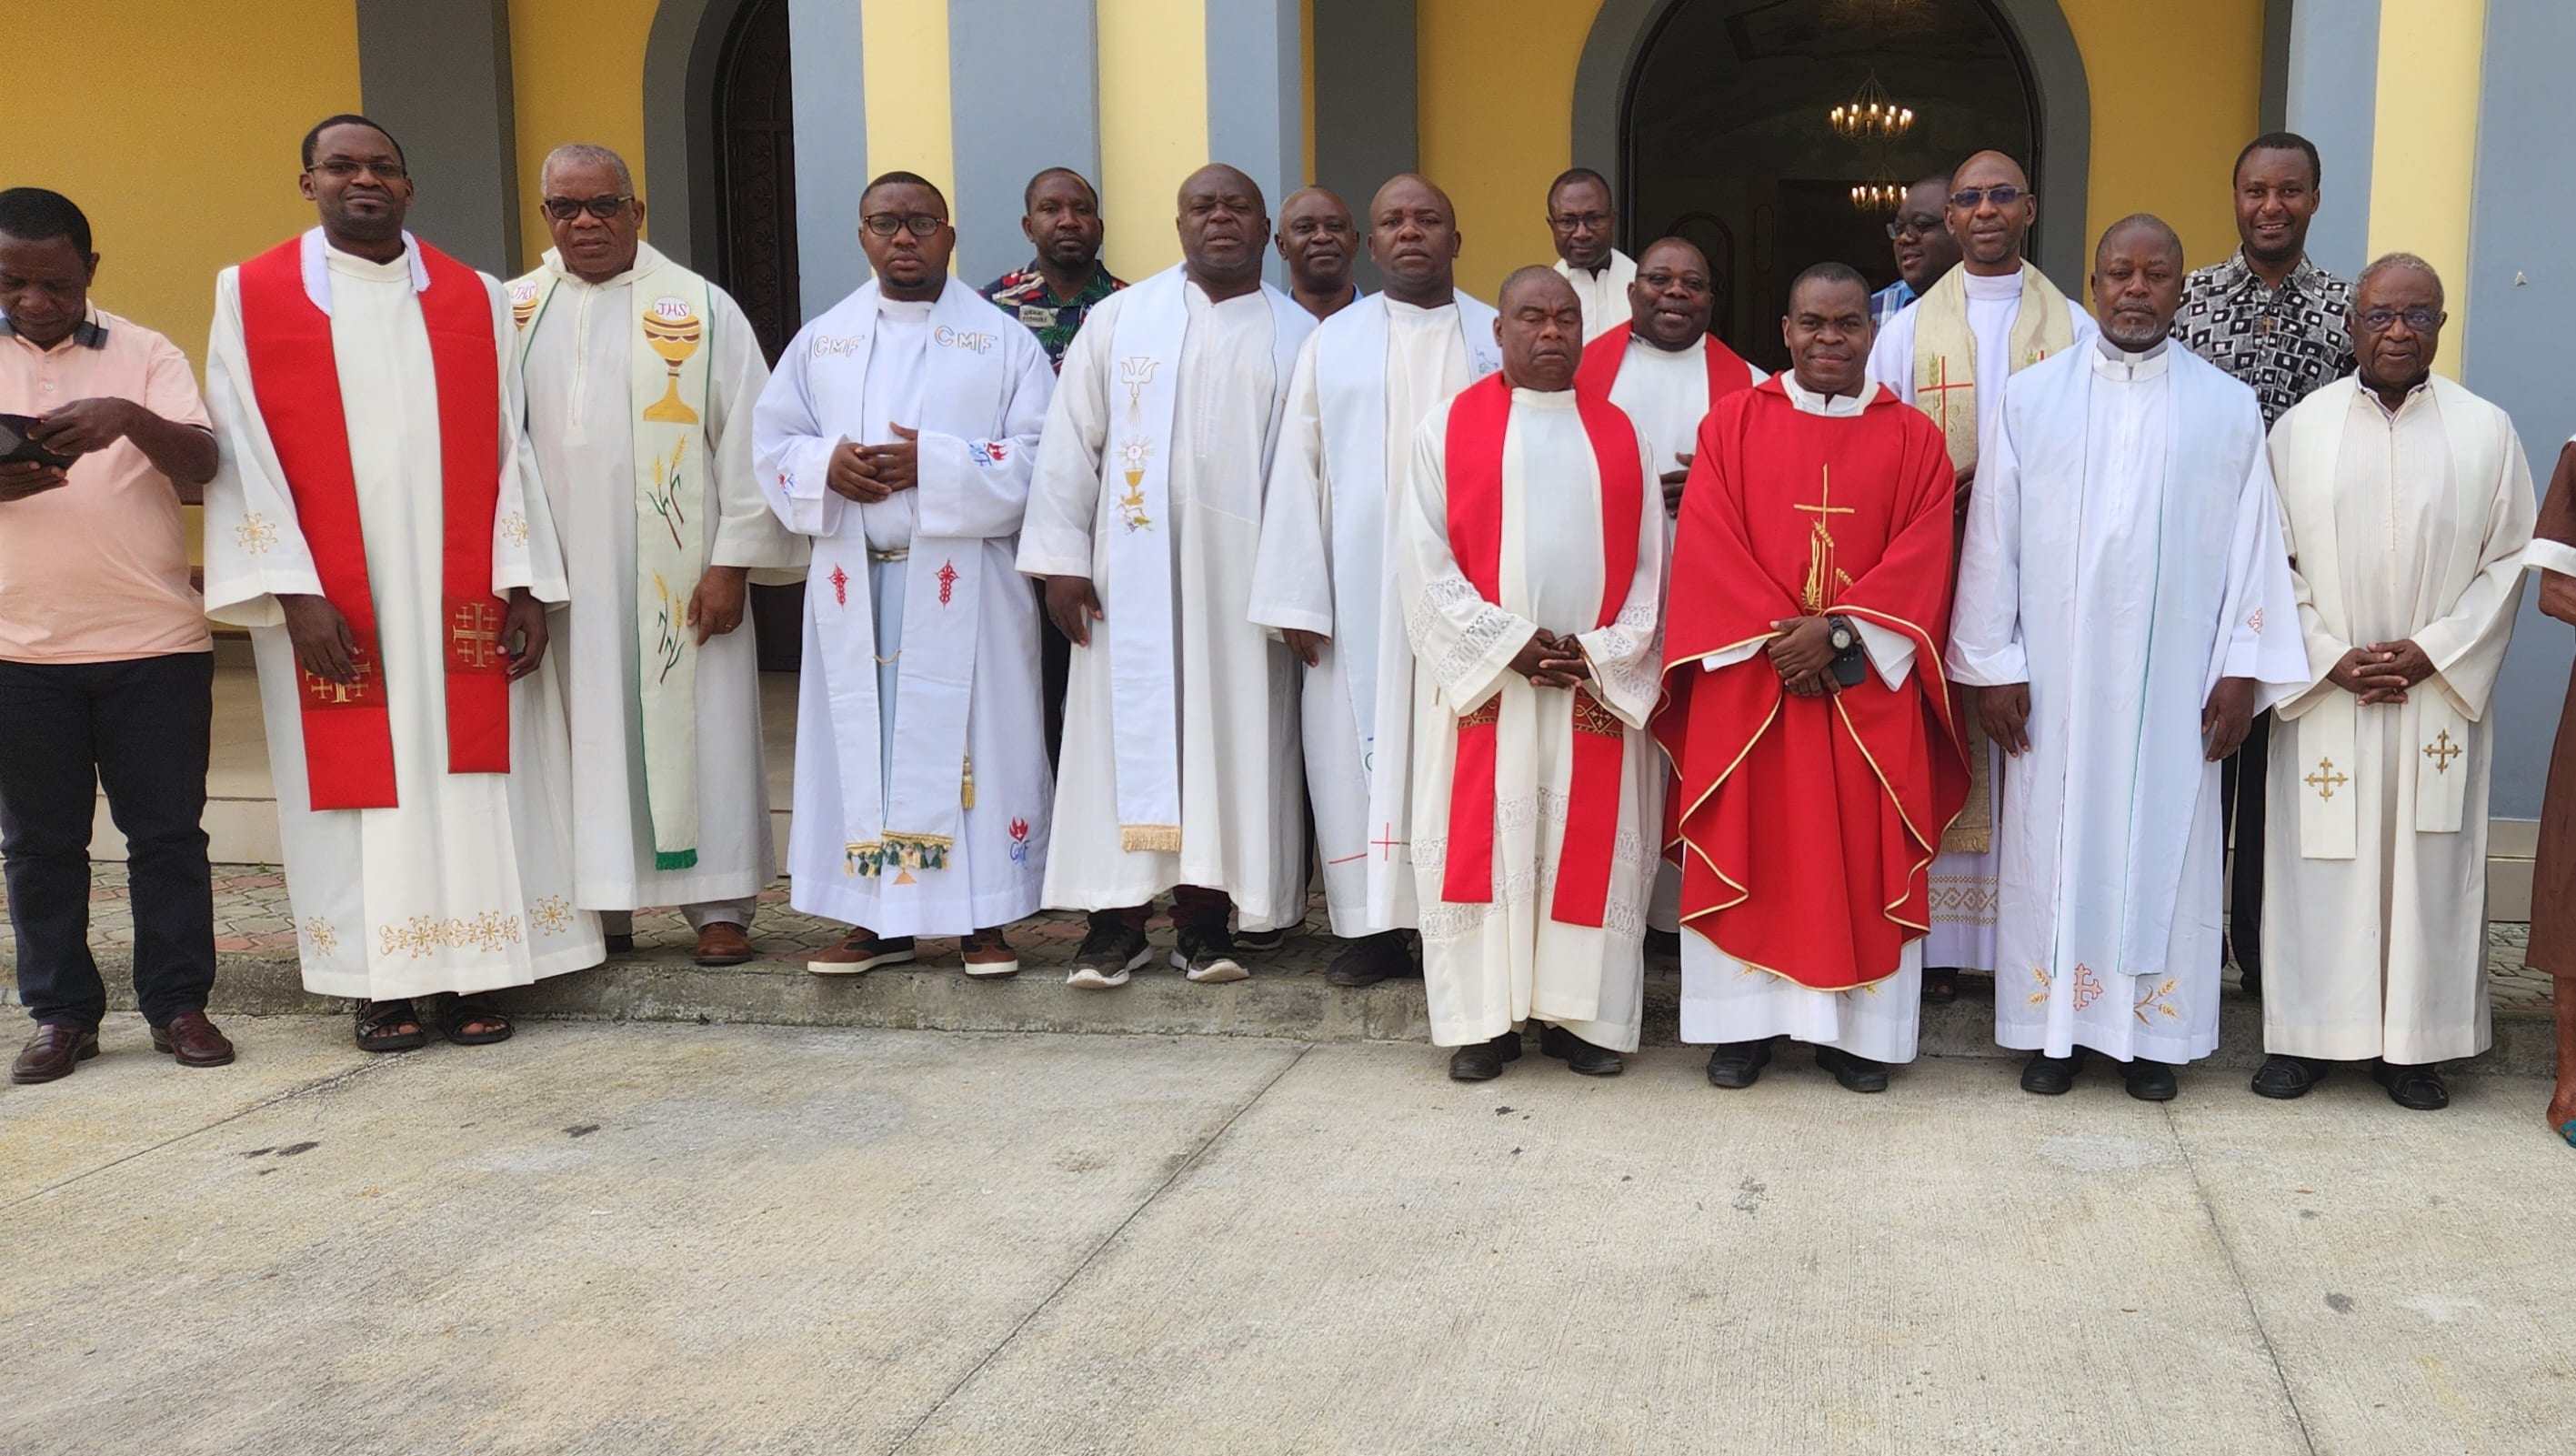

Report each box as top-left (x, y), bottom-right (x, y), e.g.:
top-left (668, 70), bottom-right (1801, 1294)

top-left (448, 599), bottom-right (506, 672)
top-left (937, 557), bottom-right (959, 606)
top-left (829, 564), bottom-right (849, 608)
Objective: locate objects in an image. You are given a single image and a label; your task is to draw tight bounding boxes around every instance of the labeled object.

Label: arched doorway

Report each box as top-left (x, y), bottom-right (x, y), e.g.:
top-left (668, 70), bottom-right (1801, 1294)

top-left (714, 0), bottom-right (799, 366)
top-left (1621, 0), bottom-right (2038, 371)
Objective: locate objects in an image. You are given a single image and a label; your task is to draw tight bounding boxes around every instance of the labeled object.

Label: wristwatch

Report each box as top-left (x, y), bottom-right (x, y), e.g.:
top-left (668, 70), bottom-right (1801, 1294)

top-left (1826, 616), bottom-right (1859, 654)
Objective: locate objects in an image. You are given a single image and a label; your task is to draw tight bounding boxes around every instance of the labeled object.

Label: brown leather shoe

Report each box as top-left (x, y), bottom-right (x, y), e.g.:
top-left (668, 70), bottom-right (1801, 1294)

top-left (12, 1023), bottom-right (100, 1084)
top-left (150, 1010), bottom-right (236, 1068)
top-left (693, 921), bottom-right (756, 966)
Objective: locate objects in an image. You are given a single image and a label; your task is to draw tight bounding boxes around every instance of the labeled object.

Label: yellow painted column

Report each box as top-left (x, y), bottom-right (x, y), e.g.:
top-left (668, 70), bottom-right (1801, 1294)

top-left (1097, 0), bottom-right (1209, 279)
top-left (2367, 0), bottom-right (2486, 378)
top-left (861, 0), bottom-right (957, 208)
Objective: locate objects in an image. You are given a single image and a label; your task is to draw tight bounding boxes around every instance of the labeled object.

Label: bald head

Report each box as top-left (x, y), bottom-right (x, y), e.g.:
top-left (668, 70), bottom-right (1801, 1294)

top-left (1947, 150), bottom-right (2036, 274)
top-left (2089, 212), bottom-right (2186, 350)
top-left (1177, 163), bottom-right (1269, 292)
top-left (1629, 237), bottom-right (1713, 350)
top-left (2095, 213), bottom-right (2182, 272)
top-left (1276, 186), bottom-right (1357, 308)
top-left (1496, 267), bottom-right (1583, 391)
top-left (1367, 173), bottom-right (1463, 306)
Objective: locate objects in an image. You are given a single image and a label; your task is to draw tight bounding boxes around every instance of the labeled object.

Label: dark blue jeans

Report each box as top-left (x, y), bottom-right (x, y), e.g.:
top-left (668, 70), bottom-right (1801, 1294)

top-left (0, 652), bottom-right (216, 1028)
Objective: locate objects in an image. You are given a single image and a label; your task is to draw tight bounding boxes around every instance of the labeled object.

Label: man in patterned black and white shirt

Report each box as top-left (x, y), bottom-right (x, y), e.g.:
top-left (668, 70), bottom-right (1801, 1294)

top-left (2172, 130), bottom-right (2355, 1000)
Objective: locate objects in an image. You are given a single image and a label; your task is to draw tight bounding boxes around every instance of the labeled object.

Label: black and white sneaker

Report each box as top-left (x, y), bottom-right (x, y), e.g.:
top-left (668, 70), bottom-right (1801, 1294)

top-left (1065, 922), bottom-right (1152, 989)
top-left (1173, 924), bottom-right (1248, 984)
top-left (1233, 924), bottom-right (1288, 953)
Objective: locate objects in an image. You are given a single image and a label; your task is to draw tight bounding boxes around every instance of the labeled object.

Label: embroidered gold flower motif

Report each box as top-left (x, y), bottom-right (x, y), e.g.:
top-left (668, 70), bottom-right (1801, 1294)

top-left (499, 512), bottom-right (530, 547)
top-left (527, 895), bottom-right (575, 937)
top-left (302, 916), bottom-right (338, 958)
top-left (235, 513), bottom-right (279, 556)
top-left (376, 910), bottom-right (528, 959)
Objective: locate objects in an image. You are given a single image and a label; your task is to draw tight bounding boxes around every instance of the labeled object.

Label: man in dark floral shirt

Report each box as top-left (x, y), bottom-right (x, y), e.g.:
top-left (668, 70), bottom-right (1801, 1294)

top-left (980, 166), bottom-right (1126, 374)
top-left (2171, 130), bottom-right (2355, 1000)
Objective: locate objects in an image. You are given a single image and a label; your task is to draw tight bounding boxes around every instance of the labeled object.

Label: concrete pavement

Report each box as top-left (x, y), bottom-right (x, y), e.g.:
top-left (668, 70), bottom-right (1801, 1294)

top-left (4, 1016), bottom-right (2571, 1454)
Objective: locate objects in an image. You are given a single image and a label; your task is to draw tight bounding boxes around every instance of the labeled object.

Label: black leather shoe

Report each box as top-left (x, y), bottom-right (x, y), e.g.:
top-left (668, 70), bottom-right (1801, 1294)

top-left (1448, 1030), bottom-right (1523, 1080)
top-left (1705, 1039), bottom-right (1773, 1089)
top-left (151, 1010), bottom-right (236, 1068)
top-left (11, 1022), bottom-right (99, 1084)
top-left (2121, 1058), bottom-right (2180, 1102)
top-left (1538, 1024), bottom-right (1622, 1076)
top-left (2020, 1049), bottom-right (2087, 1095)
top-left (2250, 1054), bottom-right (2325, 1100)
top-left (2374, 1060), bottom-right (2450, 1110)
top-left (1816, 1044), bottom-right (1890, 1093)
top-left (1325, 930), bottom-right (1416, 988)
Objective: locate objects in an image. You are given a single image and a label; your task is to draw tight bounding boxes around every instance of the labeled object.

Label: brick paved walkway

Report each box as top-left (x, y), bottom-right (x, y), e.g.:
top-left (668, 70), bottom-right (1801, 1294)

top-left (0, 862), bottom-right (2554, 1012)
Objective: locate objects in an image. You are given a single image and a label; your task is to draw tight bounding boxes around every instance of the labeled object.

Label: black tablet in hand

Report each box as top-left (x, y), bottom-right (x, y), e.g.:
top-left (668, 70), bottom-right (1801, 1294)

top-left (0, 413), bottom-right (79, 469)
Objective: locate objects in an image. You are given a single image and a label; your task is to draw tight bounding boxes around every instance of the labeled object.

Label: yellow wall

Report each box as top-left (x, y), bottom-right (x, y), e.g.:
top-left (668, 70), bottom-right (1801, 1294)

top-left (861, 0), bottom-right (958, 222)
top-left (3, 0), bottom-right (362, 366)
top-left (2367, 0), bottom-right (2485, 379)
top-left (1098, 0), bottom-right (1212, 280)
top-left (1416, 0), bottom-right (2270, 302)
top-left (508, 0), bottom-right (660, 266)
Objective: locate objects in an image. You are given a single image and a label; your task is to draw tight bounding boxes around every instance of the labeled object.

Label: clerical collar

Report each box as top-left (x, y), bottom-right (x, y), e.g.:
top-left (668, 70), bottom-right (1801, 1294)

top-left (1509, 385), bottom-right (1578, 409)
top-left (547, 241), bottom-right (664, 290)
top-left (2093, 336), bottom-right (2170, 363)
top-left (301, 226), bottom-right (430, 316)
top-left (1385, 296), bottom-right (1457, 319)
top-left (1782, 376), bottom-right (1869, 416)
top-left (1960, 266), bottom-right (2026, 300)
top-left (876, 295), bottom-right (935, 318)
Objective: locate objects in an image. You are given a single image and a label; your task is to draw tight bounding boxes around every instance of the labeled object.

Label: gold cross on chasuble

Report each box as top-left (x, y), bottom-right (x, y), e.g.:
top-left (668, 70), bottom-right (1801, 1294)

top-left (1921, 356), bottom-right (1975, 434)
top-left (2304, 756), bottom-right (2350, 800)
top-left (449, 599), bottom-right (506, 671)
top-left (2423, 729), bottom-right (2463, 774)
top-left (1795, 464), bottom-right (1857, 613)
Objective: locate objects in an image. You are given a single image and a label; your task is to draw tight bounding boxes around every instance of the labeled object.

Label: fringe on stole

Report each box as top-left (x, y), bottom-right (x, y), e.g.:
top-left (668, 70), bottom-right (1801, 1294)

top-left (1120, 825), bottom-right (1183, 853)
top-left (843, 832), bottom-right (956, 878)
top-left (1940, 718), bottom-right (1994, 855)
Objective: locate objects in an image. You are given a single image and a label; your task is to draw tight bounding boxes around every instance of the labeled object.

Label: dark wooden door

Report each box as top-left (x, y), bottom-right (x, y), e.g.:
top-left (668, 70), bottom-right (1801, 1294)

top-left (715, 0), bottom-right (805, 669)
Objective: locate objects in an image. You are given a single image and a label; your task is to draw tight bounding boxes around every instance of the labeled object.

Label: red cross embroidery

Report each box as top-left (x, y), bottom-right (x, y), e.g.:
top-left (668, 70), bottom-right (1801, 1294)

top-left (937, 558), bottom-right (959, 606)
top-left (1372, 823), bottom-right (1402, 860)
top-left (829, 564), bottom-right (849, 607)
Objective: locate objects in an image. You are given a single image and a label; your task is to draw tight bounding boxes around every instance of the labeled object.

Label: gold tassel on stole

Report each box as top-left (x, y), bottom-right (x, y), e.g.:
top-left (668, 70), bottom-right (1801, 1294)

top-left (960, 752), bottom-right (974, 809)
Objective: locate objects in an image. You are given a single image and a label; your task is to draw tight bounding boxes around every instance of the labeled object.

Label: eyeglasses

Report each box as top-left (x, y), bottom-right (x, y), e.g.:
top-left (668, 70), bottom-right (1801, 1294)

top-left (1885, 215), bottom-right (1944, 240)
top-left (1950, 186), bottom-right (2027, 210)
top-left (863, 213), bottom-right (947, 238)
top-left (1550, 211), bottom-right (1613, 230)
top-left (2358, 306), bottom-right (2442, 332)
top-left (308, 159), bottom-right (407, 182)
top-left (1638, 271), bottom-right (1709, 292)
top-left (543, 195), bottom-right (634, 221)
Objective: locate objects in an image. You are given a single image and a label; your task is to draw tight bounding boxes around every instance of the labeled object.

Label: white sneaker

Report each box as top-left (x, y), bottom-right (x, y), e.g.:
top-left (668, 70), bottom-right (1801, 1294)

top-left (1064, 925), bottom-right (1152, 989)
top-left (1174, 927), bottom-right (1248, 984)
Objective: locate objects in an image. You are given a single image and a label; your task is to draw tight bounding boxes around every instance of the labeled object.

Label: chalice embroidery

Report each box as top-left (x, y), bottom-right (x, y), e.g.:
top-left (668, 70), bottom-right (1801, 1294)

top-left (1115, 437), bottom-right (1154, 532)
top-left (641, 295), bottom-right (703, 424)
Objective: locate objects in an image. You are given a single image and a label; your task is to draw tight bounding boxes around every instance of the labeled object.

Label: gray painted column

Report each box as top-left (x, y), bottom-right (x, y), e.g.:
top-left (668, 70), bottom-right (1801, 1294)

top-left (1309, 0), bottom-right (1417, 292)
top-left (641, 0), bottom-right (739, 272)
top-left (1205, 0), bottom-right (1305, 287)
top-left (2280, 0), bottom-right (2380, 278)
top-left (2464, 0), bottom-right (2575, 821)
top-left (354, 0), bottom-right (522, 276)
top-left (1570, 0), bottom-right (2090, 276)
top-left (787, 0), bottom-right (867, 322)
top-left (947, 0), bottom-right (1102, 287)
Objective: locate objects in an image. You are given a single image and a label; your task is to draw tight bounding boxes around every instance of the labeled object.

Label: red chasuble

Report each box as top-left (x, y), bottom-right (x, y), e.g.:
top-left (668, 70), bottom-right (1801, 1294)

top-left (236, 237), bottom-right (511, 810)
top-left (1439, 374), bottom-right (1644, 928)
top-left (1573, 324), bottom-right (1757, 411)
top-left (1654, 379), bottom-right (1969, 989)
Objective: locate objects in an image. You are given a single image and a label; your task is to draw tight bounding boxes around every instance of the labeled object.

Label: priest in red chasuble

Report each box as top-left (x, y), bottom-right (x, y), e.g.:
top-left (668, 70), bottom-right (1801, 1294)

top-left (1386, 267), bottom-right (1667, 1082)
top-left (1657, 263), bottom-right (1968, 1093)
top-left (203, 115), bottom-right (602, 1051)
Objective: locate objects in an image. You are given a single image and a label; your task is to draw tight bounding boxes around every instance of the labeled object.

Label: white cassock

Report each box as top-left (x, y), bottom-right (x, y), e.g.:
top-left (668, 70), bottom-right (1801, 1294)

top-left (1556, 251), bottom-right (1639, 343)
top-left (1679, 377), bottom-right (1932, 1060)
top-left (1248, 293), bottom-right (1499, 935)
top-left (1393, 387), bottom-right (1666, 1051)
top-left (1017, 276), bottom-right (1312, 929)
top-left (1871, 267), bottom-right (2099, 971)
top-left (1603, 333), bottom-right (1766, 934)
top-left (1950, 342), bottom-right (2306, 1062)
top-left (2261, 377), bottom-right (2533, 1064)
top-left (756, 279), bottom-right (1056, 935)
top-left (204, 234), bottom-right (603, 998)
top-left (517, 245), bottom-right (806, 923)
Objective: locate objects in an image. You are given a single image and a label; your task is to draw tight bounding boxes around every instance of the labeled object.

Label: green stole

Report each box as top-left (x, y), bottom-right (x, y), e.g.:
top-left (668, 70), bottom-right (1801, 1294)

top-left (509, 249), bottom-right (715, 871)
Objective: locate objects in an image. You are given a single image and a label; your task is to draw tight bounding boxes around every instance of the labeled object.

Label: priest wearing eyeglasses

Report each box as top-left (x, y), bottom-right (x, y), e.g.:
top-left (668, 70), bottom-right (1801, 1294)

top-left (506, 145), bottom-right (805, 969)
top-left (2257, 256), bottom-right (2533, 1112)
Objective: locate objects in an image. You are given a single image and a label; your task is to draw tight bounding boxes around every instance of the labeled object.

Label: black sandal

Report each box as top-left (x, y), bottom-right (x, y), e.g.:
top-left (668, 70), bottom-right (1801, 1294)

top-left (354, 999), bottom-right (427, 1052)
top-left (1922, 967), bottom-right (1960, 1005)
top-left (431, 991), bottom-right (514, 1046)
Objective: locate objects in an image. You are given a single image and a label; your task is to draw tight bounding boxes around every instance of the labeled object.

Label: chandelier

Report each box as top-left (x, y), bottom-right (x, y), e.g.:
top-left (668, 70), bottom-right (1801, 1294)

top-left (1830, 69), bottom-right (1915, 141)
top-left (1850, 162), bottom-right (1905, 215)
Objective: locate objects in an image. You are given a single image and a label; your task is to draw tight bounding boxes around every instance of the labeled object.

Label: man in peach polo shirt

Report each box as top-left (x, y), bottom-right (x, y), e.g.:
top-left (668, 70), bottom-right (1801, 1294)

top-left (0, 187), bottom-right (232, 1082)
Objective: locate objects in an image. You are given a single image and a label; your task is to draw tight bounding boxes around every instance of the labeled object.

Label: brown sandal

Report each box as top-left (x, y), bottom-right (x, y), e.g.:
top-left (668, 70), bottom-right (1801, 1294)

top-left (354, 999), bottom-right (427, 1052)
top-left (431, 992), bottom-right (514, 1046)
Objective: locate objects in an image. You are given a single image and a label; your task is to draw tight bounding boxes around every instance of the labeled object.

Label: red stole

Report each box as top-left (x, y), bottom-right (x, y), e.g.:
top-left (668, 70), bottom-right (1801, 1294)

top-left (1573, 324), bottom-right (1757, 412)
top-left (1653, 380), bottom-right (1968, 988)
top-left (236, 236), bottom-right (510, 810)
top-left (1438, 375), bottom-right (1644, 928)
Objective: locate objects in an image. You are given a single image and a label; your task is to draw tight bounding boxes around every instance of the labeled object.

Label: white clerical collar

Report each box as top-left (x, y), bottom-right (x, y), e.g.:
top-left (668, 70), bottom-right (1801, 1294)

top-left (1510, 385), bottom-right (1578, 409)
top-left (1960, 266), bottom-right (2025, 301)
top-left (1626, 331), bottom-right (1699, 359)
top-left (544, 241), bottom-right (665, 291)
top-left (1385, 296), bottom-right (1457, 320)
top-left (300, 226), bottom-right (430, 316)
top-left (2090, 336), bottom-right (2170, 381)
top-left (1782, 376), bottom-right (1871, 416)
top-left (876, 295), bottom-right (935, 319)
